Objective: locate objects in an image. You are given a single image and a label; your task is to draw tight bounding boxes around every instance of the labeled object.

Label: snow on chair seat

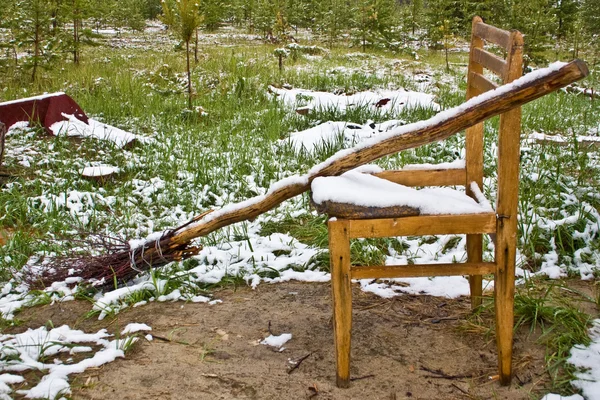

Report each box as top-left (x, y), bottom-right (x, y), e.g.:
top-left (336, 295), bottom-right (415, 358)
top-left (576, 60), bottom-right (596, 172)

top-left (311, 171), bottom-right (492, 219)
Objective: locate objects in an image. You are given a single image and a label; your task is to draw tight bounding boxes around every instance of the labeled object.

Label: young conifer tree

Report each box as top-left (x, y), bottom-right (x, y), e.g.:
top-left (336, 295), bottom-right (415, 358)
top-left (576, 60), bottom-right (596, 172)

top-left (11, 0), bottom-right (55, 81)
top-left (161, 0), bottom-right (203, 109)
top-left (201, 0), bottom-right (226, 31)
top-left (66, 0), bottom-right (91, 64)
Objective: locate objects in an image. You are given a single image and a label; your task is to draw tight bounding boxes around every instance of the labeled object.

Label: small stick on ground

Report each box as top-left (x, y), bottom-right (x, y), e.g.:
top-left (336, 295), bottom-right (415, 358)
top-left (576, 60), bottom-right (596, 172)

top-left (451, 383), bottom-right (470, 396)
top-left (350, 374), bottom-right (375, 382)
top-left (420, 365), bottom-right (473, 380)
top-left (288, 353), bottom-right (312, 374)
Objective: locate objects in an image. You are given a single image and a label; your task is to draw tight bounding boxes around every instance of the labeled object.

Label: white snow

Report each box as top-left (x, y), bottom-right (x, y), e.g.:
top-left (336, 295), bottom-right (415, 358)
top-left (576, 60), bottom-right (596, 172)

top-left (270, 86), bottom-right (440, 114)
top-left (261, 333), bottom-right (292, 348)
top-left (401, 159), bottom-right (465, 170)
top-left (81, 164), bottom-right (120, 177)
top-left (286, 120), bottom-right (405, 153)
top-left (540, 395), bottom-right (584, 400)
top-left (528, 131), bottom-right (600, 145)
top-left (0, 92), bottom-right (66, 107)
top-left (0, 58), bottom-right (597, 399)
top-left (120, 323), bottom-right (152, 335)
top-left (0, 325), bottom-right (127, 399)
top-left (311, 171), bottom-right (491, 215)
top-left (568, 319), bottom-right (600, 400)
top-left (50, 114), bottom-right (144, 148)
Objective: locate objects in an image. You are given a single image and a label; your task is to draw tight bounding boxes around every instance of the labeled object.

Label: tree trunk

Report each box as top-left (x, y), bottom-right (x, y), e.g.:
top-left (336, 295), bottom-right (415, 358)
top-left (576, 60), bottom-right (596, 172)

top-left (186, 39), bottom-right (192, 109)
top-left (194, 28), bottom-right (199, 63)
top-left (32, 22), bottom-right (40, 82)
top-left (74, 16), bottom-right (79, 64)
top-left (445, 45), bottom-right (449, 72)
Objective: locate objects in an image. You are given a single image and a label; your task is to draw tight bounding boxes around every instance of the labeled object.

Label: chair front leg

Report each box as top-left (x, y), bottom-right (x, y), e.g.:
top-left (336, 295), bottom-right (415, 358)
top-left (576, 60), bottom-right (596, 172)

top-left (329, 219), bottom-right (352, 388)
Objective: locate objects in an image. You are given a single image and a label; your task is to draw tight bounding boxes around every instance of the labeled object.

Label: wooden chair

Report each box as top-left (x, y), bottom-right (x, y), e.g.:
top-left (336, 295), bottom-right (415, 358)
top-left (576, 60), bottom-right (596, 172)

top-left (311, 17), bottom-right (524, 388)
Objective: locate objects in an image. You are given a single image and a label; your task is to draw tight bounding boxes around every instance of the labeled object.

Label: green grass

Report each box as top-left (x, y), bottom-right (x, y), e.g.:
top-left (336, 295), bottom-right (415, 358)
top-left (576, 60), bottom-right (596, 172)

top-left (470, 278), bottom-right (597, 396)
top-left (0, 25), bottom-right (599, 396)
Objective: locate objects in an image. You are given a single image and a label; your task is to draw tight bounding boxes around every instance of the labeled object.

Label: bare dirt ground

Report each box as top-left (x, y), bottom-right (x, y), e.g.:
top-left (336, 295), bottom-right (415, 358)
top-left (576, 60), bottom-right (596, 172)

top-left (10, 282), bottom-right (552, 400)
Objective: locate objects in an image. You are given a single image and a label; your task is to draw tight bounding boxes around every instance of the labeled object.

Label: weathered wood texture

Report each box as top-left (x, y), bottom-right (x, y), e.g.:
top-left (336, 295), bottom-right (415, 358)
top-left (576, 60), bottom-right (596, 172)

top-left (313, 200), bottom-right (420, 219)
top-left (473, 48), bottom-right (507, 78)
top-left (329, 220), bottom-right (352, 388)
top-left (473, 20), bottom-right (512, 50)
top-left (163, 59), bottom-right (588, 251)
top-left (494, 29), bottom-right (524, 386)
top-left (351, 263), bottom-right (496, 280)
top-left (469, 71), bottom-right (499, 92)
top-left (345, 214), bottom-right (497, 238)
top-left (373, 168), bottom-right (465, 187)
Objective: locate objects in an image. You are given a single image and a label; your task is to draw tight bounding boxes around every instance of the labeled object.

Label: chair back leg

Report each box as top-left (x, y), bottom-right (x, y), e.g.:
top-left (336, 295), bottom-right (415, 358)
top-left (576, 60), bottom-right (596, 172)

top-left (329, 219), bottom-right (353, 388)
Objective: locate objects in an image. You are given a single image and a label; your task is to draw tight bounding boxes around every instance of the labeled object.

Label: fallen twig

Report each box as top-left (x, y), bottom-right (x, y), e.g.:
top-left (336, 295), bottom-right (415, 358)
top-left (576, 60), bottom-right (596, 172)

top-left (288, 353), bottom-right (312, 374)
top-left (350, 374), bottom-right (375, 382)
top-left (420, 365), bottom-right (473, 380)
top-left (451, 383), bottom-right (470, 396)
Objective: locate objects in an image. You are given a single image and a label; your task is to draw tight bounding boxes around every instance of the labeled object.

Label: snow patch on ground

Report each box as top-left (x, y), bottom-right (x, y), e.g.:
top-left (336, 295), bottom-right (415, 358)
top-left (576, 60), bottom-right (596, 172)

top-left (261, 333), bottom-right (292, 349)
top-left (286, 120), bottom-right (405, 153)
top-left (0, 325), bottom-right (136, 399)
top-left (121, 323), bottom-right (152, 335)
top-left (270, 86), bottom-right (440, 114)
top-left (50, 114), bottom-right (150, 148)
top-left (568, 319), bottom-right (600, 400)
top-left (81, 164), bottom-right (120, 177)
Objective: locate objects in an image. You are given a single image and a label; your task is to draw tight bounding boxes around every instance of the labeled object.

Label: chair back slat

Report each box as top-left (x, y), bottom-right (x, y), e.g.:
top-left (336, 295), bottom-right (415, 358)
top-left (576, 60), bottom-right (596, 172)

top-left (473, 21), bottom-right (512, 51)
top-left (469, 71), bottom-right (499, 93)
top-left (465, 16), bottom-right (523, 205)
top-left (473, 48), bottom-right (507, 78)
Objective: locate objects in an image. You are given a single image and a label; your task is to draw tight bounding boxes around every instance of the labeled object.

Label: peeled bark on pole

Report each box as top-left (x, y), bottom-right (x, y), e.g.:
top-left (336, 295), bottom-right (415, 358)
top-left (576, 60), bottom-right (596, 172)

top-left (40, 60), bottom-right (589, 286)
top-left (168, 60), bottom-right (589, 245)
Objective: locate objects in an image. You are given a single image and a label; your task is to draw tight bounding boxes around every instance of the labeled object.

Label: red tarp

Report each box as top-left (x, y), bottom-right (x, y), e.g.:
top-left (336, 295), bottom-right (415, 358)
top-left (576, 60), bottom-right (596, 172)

top-left (0, 92), bottom-right (88, 135)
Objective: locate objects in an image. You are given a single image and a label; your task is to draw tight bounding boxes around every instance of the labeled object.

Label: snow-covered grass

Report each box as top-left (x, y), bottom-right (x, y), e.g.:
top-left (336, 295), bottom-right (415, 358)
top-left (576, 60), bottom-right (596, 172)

top-left (0, 25), bottom-right (599, 399)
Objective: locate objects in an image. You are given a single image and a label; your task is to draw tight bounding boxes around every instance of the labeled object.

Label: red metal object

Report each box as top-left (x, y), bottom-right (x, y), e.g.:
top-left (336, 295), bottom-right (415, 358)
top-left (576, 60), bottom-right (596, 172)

top-left (0, 92), bottom-right (88, 135)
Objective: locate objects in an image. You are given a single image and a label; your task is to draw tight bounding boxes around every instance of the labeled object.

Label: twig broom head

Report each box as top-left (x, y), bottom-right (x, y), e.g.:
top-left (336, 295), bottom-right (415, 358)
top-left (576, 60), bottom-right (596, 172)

top-left (26, 231), bottom-right (201, 289)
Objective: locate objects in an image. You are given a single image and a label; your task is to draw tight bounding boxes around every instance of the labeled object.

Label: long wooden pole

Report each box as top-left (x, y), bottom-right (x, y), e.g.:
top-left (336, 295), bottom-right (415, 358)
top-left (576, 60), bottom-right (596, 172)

top-left (41, 60), bottom-right (588, 284)
top-left (160, 60), bottom-right (587, 249)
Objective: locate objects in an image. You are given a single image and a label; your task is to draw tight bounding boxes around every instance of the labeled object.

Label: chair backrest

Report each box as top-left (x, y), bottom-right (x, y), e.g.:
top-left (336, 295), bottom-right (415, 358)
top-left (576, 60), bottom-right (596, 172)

top-left (465, 16), bottom-right (523, 217)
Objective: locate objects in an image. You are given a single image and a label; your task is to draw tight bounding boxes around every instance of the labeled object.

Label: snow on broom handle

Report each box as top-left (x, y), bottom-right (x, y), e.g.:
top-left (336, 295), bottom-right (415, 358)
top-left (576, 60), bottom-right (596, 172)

top-left (166, 60), bottom-right (589, 247)
top-left (40, 60), bottom-right (588, 286)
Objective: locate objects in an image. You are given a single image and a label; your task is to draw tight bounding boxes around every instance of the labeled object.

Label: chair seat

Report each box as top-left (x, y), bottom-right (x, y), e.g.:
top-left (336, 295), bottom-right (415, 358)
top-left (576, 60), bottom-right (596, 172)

top-left (311, 171), bottom-right (493, 219)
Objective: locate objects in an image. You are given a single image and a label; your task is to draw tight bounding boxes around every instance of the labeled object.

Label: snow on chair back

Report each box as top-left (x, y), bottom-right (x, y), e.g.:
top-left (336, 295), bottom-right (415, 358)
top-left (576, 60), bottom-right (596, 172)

top-left (0, 92), bottom-right (88, 135)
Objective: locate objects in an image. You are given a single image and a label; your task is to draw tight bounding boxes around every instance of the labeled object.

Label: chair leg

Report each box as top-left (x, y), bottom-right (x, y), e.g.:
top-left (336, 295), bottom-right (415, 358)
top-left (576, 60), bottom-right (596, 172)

top-left (329, 219), bottom-right (352, 388)
top-left (494, 232), bottom-right (517, 386)
top-left (467, 234), bottom-right (483, 309)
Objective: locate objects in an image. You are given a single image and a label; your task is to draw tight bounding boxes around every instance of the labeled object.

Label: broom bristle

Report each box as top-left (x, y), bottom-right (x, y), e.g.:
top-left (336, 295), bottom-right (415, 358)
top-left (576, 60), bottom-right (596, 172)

top-left (27, 232), bottom-right (202, 289)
